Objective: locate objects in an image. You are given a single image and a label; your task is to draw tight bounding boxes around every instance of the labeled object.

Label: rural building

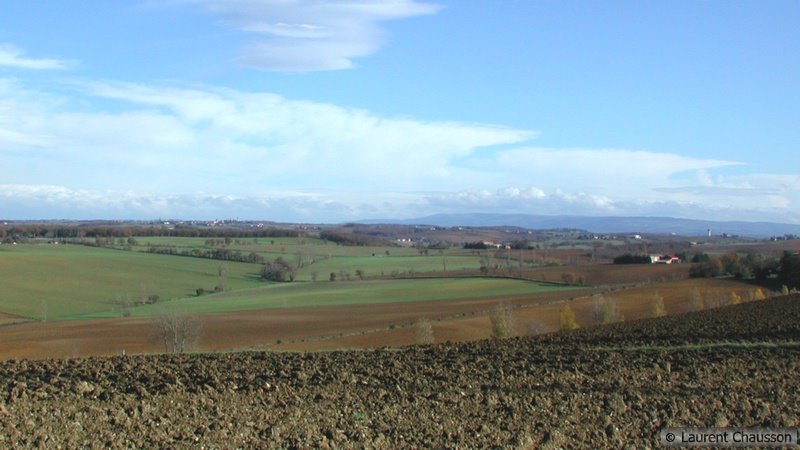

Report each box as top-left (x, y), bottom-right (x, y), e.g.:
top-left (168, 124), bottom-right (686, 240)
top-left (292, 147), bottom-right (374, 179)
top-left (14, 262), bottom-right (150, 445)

top-left (650, 254), bottom-right (681, 264)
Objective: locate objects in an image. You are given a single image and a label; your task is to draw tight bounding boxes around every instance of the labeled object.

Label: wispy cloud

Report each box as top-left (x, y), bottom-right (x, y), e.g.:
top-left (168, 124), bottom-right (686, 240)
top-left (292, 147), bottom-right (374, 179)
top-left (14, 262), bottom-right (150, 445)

top-left (0, 43), bottom-right (74, 70)
top-left (186, 0), bottom-right (441, 71)
top-left (1, 78), bottom-right (534, 194)
top-left (1, 77), bottom-right (797, 223)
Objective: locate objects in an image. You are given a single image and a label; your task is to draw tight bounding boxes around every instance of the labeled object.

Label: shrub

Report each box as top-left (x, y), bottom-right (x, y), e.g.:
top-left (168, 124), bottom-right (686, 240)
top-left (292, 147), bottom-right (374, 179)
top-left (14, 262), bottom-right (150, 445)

top-left (559, 305), bottom-right (579, 331)
top-left (261, 257), bottom-right (297, 282)
top-left (490, 304), bottom-right (515, 339)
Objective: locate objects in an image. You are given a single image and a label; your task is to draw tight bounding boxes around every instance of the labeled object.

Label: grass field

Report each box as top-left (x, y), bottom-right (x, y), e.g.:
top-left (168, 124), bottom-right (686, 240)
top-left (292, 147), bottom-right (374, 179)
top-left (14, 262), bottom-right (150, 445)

top-left (76, 278), bottom-right (574, 319)
top-left (0, 244), bottom-right (264, 320)
top-left (133, 236), bottom-right (485, 280)
top-left (136, 236), bottom-right (434, 257)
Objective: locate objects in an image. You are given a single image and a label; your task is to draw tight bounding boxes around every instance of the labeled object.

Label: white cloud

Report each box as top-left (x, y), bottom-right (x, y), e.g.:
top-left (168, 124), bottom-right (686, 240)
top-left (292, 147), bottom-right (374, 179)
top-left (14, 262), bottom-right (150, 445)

top-left (186, 0), bottom-right (441, 71)
top-left (421, 186), bottom-right (800, 224)
top-left (488, 147), bottom-right (741, 195)
top-left (1, 77), bottom-right (798, 223)
top-left (1, 79), bottom-right (534, 194)
top-left (0, 43), bottom-right (74, 70)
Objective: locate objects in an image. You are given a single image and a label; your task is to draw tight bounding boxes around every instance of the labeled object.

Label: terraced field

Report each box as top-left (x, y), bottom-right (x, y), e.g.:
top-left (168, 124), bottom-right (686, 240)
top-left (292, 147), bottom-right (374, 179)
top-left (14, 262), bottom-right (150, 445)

top-left (1, 295), bottom-right (798, 448)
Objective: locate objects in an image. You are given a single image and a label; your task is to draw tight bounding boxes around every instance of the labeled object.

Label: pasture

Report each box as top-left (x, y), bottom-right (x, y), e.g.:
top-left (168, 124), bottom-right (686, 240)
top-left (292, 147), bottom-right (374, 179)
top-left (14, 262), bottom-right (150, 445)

top-left (0, 244), bottom-right (263, 320)
top-left (72, 277), bottom-right (574, 319)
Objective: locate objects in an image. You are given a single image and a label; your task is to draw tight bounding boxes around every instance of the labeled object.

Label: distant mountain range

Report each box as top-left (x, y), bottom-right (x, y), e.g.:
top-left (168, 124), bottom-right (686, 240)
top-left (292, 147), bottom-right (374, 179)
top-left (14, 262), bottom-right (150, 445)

top-left (360, 213), bottom-right (800, 237)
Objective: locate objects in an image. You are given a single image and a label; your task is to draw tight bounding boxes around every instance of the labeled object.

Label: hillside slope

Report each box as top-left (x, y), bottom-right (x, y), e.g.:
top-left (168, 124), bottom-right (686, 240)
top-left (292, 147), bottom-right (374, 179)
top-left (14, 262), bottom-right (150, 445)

top-left (1, 296), bottom-right (799, 448)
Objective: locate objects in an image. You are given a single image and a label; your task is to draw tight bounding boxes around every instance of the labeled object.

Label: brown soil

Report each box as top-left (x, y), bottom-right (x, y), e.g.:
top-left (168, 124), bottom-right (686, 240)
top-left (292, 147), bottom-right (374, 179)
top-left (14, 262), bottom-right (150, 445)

top-left (1, 296), bottom-right (798, 448)
top-left (0, 289), bottom-right (591, 360)
top-left (523, 262), bottom-right (690, 286)
top-left (279, 278), bottom-right (764, 351)
top-left (0, 278), bottom-right (763, 359)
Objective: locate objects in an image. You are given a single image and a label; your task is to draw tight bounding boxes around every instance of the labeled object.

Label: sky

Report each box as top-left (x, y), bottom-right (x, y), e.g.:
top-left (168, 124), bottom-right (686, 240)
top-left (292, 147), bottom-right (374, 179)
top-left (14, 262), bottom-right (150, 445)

top-left (0, 0), bottom-right (798, 223)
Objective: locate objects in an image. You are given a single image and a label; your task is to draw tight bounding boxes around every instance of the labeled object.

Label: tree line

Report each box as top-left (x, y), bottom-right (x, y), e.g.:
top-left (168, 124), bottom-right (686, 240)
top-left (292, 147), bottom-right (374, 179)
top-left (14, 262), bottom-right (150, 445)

top-left (146, 246), bottom-right (265, 264)
top-left (0, 224), bottom-right (299, 240)
top-left (690, 251), bottom-right (800, 289)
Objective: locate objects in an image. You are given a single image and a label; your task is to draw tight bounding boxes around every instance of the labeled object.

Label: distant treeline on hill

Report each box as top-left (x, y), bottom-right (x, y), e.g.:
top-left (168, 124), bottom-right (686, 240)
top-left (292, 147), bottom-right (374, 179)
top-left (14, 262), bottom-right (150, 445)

top-left (0, 225), bottom-right (299, 240)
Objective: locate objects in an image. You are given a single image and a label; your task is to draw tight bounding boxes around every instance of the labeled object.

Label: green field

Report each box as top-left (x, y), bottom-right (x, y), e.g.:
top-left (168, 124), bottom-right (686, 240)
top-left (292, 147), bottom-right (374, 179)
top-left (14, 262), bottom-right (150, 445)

top-left (1, 241), bottom-right (558, 322)
top-left (129, 236), bottom-right (486, 280)
top-left (0, 244), bottom-right (263, 320)
top-left (78, 278), bottom-right (573, 319)
top-left (136, 236), bottom-right (470, 258)
top-left (294, 255), bottom-right (479, 280)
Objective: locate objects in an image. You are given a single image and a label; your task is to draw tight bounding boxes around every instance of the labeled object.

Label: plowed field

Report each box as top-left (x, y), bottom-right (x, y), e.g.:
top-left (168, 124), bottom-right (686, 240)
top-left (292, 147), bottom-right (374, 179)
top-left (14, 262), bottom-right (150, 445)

top-left (1, 295), bottom-right (798, 448)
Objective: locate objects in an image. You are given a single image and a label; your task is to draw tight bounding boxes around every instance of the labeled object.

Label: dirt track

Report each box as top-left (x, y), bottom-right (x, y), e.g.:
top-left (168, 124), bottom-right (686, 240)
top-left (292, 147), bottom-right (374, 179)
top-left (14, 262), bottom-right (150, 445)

top-left (1, 295), bottom-right (798, 448)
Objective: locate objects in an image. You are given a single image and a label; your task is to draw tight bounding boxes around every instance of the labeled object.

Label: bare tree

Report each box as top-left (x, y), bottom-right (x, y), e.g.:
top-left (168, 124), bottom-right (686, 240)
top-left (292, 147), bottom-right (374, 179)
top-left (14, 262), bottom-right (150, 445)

top-left (592, 294), bottom-right (623, 325)
top-left (140, 280), bottom-right (156, 305)
top-left (114, 295), bottom-right (133, 317)
top-left (38, 299), bottom-right (48, 323)
top-left (416, 317), bottom-right (435, 344)
top-left (650, 292), bottom-right (666, 318)
top-left (153, 308), bottom-right (201, 354)
top-left (217, 263), bottom-right (229, 291)
top-left (688, 288), bottom-right (705, 312)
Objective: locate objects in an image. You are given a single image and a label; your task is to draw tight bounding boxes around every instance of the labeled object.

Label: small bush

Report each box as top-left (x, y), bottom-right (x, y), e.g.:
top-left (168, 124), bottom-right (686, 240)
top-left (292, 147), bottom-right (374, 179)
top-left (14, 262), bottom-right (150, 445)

top-left (559, 305), bottom-right (579, 331)
top-left (490, 304), bottom-right (515, 339)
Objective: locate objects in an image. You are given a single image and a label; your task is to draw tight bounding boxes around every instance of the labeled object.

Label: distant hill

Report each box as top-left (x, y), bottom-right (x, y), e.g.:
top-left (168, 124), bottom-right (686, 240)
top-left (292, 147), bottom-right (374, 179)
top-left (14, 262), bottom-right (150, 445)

top-left (360, 213), bottom-right (800, 237)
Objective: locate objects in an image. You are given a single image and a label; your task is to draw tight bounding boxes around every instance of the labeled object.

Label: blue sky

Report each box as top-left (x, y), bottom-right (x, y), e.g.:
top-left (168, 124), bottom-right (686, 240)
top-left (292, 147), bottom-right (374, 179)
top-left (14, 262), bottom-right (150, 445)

top-left (1, 0), bottom-right (798, 223)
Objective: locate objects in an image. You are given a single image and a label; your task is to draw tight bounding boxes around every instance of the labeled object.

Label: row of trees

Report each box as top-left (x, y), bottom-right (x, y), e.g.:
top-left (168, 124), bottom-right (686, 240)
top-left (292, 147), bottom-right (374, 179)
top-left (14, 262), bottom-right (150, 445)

top-left (613, 253), bottom-right (652, 264)
top-left (319, 230), bottom-right (386, 246)
top-left (690, 251), bottom-right (800, 288)
top-left (146, 246), bottom-right (265, 264)
top-left (0, 224), bottom-right (300, 240)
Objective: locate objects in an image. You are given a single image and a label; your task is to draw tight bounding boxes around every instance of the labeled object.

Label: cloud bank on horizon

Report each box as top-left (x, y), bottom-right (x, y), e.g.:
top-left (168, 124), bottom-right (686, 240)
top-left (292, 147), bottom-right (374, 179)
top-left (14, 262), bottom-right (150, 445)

top-left (0, 1), bottom-right (798, 224)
